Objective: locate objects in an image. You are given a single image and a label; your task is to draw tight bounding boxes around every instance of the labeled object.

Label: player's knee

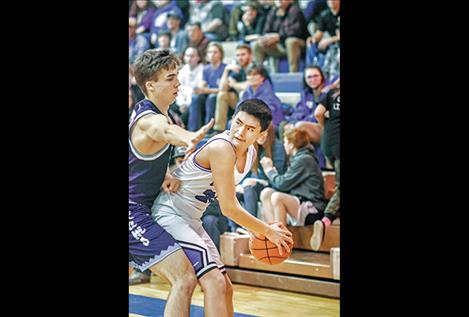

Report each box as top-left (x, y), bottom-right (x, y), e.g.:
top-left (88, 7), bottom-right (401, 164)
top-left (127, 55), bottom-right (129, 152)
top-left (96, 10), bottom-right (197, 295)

top-left (173, 273), bottom-right (197, 296)
top-left (202, 271), bottom-right (227, 295)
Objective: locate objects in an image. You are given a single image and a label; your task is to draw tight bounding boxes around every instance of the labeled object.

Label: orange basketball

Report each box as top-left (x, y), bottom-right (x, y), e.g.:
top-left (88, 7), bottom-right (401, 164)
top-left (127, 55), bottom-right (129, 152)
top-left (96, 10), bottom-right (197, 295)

top-left (249, 229), bottom-right (293, 265)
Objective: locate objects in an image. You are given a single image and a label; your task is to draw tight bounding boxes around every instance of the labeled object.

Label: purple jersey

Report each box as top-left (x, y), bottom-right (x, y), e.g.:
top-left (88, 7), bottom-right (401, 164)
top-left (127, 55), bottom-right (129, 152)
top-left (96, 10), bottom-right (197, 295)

top-left (129, 99), bottom-right (174, 208)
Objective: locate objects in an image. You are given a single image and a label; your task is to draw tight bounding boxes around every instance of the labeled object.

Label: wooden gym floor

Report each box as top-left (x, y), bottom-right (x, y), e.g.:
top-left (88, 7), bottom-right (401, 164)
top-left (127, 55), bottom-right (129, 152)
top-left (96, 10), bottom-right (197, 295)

top-left (129, 275), bottom-right (340, 317)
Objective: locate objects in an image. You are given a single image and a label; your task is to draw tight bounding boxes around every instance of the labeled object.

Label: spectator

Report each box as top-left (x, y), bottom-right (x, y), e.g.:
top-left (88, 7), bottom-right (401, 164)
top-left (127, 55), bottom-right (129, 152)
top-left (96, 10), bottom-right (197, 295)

top-left (175, 46), bottom-right (204, 127)
top-left (130, 0), bottom-right (157, 42)
top-left (303, 0), bottom-right (328, 35)
top-left (322, 16), bottom-right (340, 83)
top-left (311, 81), bottom-right (340, 250)
top-left (188, 42), bottom-right (226, 131)
top-left (149, 0), bottom-right (184, 47)
top-left (129, 17), bottom-right (150, 63)
top-left (260, 126), bottom-right (326, 226)
top-left (280, 65), bottom-right (328, 168)
top-left (157, 31), bottom-right (172, 49)
top-left (189, 0), bottom-right (229, 41)
top-left (213, 43), bottom-right (254, 133)
top-left (232, 1), bottom-right (266, 43)
top-left (305, 0), bottom-right (340, 68)
top-left (166, 9), bottom-right (188, 56)
top-left (240, 64), bottom-right (284, 128)
top-left (183, 22), bottom-right (210, 63)
top-left (252, 0), bottom-right (308, 73)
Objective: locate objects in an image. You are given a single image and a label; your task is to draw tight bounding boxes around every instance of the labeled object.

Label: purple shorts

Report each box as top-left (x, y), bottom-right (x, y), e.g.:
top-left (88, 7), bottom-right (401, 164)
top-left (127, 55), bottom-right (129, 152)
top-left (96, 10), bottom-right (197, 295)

top-left (129, 202), bottom-right (182, 271)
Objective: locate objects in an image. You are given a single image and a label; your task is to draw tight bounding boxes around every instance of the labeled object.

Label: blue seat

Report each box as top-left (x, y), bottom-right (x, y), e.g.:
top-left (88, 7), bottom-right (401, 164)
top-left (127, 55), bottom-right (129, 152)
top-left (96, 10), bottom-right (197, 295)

top-left (271, 72), bottom-right (303, 93)
top-left (277, 57), bottom-right (305, 73)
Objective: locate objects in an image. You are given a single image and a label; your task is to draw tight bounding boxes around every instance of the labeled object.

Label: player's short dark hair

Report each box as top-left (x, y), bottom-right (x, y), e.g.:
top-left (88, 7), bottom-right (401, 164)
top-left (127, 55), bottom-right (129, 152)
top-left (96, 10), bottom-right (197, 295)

top-left (131, 48), bottom-right (180, 96)
top-left (233, 98), bottom-right (272, 132)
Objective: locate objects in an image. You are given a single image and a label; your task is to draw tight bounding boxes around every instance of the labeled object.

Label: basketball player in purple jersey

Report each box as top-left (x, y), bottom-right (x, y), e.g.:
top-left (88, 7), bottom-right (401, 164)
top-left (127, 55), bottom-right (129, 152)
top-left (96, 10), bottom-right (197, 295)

top-left (129, 48), bottom-right (214, 317)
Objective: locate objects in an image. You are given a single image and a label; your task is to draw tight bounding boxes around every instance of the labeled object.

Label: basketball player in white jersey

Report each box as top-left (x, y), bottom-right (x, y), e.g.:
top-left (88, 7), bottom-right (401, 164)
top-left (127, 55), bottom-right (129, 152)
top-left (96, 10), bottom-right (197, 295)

top-left (151, 98), bottom-right (293, 317)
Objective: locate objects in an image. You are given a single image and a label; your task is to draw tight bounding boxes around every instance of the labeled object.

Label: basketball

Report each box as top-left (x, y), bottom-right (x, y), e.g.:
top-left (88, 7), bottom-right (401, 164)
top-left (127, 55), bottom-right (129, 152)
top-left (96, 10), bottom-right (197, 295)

top-left (249, 228), bottom-right (294, 265)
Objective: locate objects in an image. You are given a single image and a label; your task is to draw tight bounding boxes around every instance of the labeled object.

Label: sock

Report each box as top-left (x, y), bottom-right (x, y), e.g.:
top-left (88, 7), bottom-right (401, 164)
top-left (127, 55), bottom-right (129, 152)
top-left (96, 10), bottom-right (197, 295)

top-left (322, 217), bottom-right (332, 227)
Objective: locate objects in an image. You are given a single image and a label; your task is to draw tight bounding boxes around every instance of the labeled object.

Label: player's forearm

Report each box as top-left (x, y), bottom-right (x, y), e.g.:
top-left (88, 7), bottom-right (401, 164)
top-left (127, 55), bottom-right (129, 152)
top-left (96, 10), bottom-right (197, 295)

top-left (222, 204), bottom-right (269, 236)
top-left (157, 124), bottom-right (193, 147)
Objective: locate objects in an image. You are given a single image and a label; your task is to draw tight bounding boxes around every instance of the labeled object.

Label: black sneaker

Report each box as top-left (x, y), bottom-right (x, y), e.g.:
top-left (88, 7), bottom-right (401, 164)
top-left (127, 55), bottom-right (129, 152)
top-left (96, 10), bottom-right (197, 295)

top-left (310, 220), bottom-right (325, 251)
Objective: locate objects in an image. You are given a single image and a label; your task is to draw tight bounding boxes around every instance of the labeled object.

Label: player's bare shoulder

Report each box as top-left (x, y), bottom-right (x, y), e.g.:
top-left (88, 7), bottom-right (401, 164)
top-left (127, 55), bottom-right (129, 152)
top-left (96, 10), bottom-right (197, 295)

top-left (131, 112), bottom-right (168, 155)
top-left (196, 137), bottom-right (236, 170)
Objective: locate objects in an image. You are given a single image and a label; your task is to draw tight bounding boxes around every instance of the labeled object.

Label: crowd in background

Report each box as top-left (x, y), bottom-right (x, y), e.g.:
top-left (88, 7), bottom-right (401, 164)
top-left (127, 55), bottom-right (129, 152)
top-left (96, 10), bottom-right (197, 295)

top-left (129, 0), bottom-right (340, 285)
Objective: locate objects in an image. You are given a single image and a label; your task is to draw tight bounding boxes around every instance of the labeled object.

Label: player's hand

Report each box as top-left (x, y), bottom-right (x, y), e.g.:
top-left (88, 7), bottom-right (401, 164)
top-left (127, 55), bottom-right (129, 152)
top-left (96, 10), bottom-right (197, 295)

top-left (184, 118), bottom-right (215, 158)
top-left (161, 176), bottom-right (181, 193)
top-left (264, 222), bottom-right (293, 256)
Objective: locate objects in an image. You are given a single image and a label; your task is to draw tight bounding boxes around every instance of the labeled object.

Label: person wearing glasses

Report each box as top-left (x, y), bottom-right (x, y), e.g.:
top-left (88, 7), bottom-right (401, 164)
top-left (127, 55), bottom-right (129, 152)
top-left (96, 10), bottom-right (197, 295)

top-left (279, 65), bottom-right (328, 168)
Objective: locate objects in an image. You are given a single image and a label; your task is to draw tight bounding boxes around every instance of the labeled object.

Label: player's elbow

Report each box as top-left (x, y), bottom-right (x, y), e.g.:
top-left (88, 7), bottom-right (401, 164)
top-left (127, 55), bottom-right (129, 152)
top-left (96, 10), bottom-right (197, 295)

top-left (218, 202), bottom-right (237, 218)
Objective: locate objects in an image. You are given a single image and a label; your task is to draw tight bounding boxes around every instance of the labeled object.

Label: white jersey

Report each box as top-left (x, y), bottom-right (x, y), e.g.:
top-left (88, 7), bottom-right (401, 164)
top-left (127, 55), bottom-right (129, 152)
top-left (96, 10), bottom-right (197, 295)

top-left (153, 131), bottom-right (256, 221)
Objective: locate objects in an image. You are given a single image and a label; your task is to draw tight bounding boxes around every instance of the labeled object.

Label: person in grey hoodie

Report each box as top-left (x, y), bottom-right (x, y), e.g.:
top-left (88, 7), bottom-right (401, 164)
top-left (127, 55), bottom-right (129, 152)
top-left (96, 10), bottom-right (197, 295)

top-left (259, 126), bottom-right (325, 226)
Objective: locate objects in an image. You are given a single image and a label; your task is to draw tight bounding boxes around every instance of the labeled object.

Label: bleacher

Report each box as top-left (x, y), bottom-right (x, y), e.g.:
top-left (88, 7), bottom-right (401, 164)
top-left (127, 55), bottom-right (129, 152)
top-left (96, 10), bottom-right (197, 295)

top-left (220, 171), bottom-right (340, 299)
top-left (220, 219), bottom-right (340, 298)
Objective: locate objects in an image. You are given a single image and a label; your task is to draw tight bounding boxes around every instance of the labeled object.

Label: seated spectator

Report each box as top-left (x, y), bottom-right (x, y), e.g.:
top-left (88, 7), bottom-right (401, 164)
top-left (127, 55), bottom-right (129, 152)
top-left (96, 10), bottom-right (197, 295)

top-left (166, 9), bottom-right (188, 56)
top-left (303, 0), bottom-right (328, 35)
top-left (240, 64), bottom-right (284, 128)
top-left (175, 46), bottom-right (204, 127)
top-left (129, 0), bottom-right (157, 43)
top-left (310, 82), bottom-right (340, 250)
top-left (232, 122), bottom-right (287, 231)
top-left (322, 16), bottom-right (340, 83)
top-left (149, 0), bottom-right (184, 47)
top-left (283, 65), bottom-right (327, 127)
top-left (189, 0), bottom-right (229, 41)
top-left (260, 126), bottom-right (326, 226)
top-left (234, 1), bottom-right (266, 43)
top-left (280, 65), bottom-right (328, 168)
top-left (213, 43), bottom-right (254, 133)
top-left (252, 0), bottom-right (308, 73)
top-left (227, 0), bottom-right (249, 41)
top-left (305, 0), bottom-right (340, 68)
top-left (129, 17), bottom-right (150, 63)
top-left (183, 22), bottom-right (210, 63)
top-left (156, 31), bottom-right (171, 49)
top-left (188, 42), bottom-right (226, 131)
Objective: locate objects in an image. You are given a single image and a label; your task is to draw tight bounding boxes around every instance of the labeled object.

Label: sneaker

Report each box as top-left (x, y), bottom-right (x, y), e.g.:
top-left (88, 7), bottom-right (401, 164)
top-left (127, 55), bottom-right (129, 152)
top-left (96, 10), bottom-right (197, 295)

top-left (310, 220), bottom-right (325, 251)
top-left (129, 270), bottom-right (151, 285)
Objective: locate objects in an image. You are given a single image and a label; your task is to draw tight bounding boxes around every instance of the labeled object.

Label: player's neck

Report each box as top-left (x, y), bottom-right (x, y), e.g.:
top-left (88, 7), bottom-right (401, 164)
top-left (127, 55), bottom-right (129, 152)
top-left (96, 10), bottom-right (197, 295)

top-left (148, 97), bottom-right (170, 116)
top-left (233, 144), bottom-right (249, 159)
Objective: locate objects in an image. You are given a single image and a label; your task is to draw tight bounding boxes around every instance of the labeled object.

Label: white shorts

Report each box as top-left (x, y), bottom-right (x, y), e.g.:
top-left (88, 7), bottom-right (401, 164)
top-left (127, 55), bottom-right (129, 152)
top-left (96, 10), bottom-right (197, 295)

top-left (287, 197), bottom-right (320, 226)
top-left (153, 205), bottom-right (225, 279)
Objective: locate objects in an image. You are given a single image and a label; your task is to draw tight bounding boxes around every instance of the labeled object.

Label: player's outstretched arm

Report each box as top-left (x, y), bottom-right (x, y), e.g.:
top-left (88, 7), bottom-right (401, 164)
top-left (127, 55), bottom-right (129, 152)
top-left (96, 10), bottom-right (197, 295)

top-left (137, 114), bottom-right (214, 150)
top-left (207, 141), bottom-right (293, 254)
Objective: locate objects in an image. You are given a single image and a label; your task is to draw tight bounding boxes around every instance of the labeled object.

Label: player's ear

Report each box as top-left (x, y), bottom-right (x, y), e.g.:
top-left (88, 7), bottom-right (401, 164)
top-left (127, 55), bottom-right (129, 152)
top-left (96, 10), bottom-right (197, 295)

top-left (145, 81), bottom-right (154, 92)
top-left (257, 130), bottom-right (267, 142)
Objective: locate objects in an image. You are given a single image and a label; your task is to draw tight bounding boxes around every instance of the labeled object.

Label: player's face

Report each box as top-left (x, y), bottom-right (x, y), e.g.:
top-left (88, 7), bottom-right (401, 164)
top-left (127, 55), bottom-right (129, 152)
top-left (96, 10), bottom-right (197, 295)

top-left (146, 66), bottom-right (180, 106)
top-left (230, 111), bottom-right (267, 149)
